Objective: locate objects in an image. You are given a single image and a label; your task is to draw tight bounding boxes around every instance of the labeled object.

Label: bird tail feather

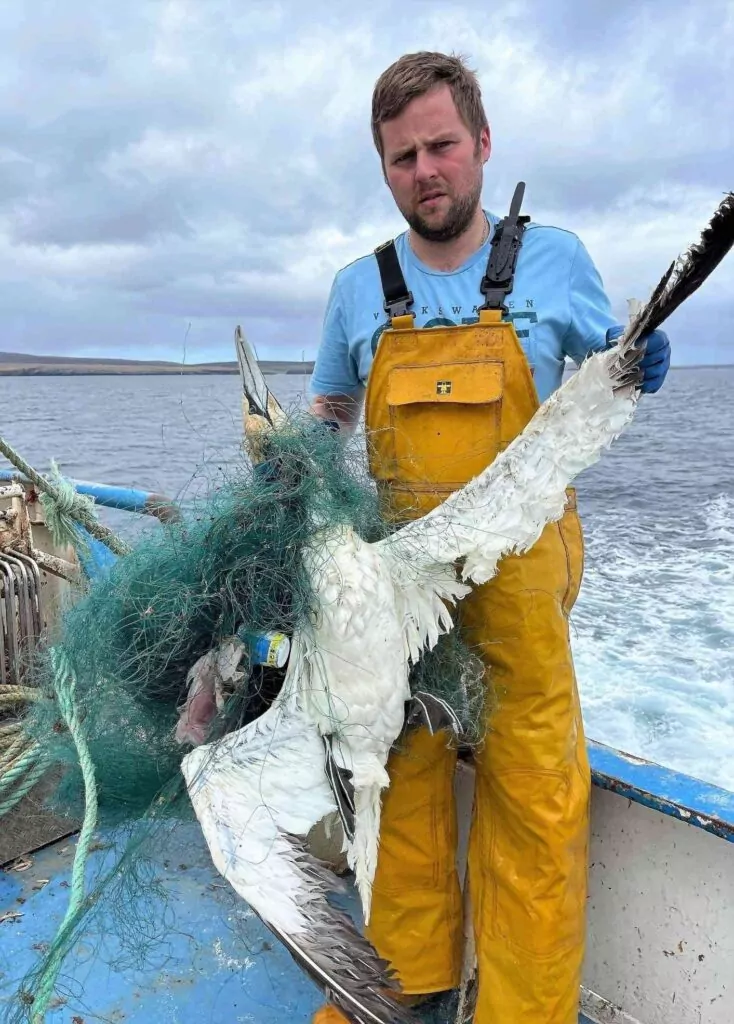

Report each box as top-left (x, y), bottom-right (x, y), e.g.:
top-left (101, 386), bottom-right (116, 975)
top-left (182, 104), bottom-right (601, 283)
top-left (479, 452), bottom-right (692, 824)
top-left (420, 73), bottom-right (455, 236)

top-left (348, 782), bottom-right (387, 926)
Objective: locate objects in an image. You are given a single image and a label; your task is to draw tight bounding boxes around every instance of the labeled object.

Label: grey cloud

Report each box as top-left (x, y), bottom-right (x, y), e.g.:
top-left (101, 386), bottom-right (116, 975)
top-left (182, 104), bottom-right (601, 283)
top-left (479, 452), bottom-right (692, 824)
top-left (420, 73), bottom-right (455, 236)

top-left (528, 0), bottom-right (685, 52)
top-left (0, 0), bottom-right (731, 362)
top-left (11, 185), bottom-right (193, 246)
top-left (496, 152), bottom-right (733, 220)
top-left (0, 154), bottom-right (33, 204)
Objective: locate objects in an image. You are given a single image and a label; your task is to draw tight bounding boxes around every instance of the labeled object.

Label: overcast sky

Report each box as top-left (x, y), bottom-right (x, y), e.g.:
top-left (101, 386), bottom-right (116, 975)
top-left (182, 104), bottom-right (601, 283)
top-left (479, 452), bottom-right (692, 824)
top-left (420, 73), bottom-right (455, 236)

top-left (1, 0), bottom-right (733, 365)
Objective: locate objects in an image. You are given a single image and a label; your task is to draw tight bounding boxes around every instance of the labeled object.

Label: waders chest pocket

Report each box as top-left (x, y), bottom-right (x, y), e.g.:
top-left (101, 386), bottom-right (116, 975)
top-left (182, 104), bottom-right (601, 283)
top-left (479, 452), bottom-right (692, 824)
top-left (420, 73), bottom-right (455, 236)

top-left (386, 361), bottom-right (504, 492)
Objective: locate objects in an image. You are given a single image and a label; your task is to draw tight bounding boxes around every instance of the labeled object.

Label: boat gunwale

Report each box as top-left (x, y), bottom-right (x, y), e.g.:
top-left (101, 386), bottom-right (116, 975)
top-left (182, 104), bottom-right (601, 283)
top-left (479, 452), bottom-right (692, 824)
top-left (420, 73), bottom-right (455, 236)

top-left (588, 739), bottom-right (734, 842)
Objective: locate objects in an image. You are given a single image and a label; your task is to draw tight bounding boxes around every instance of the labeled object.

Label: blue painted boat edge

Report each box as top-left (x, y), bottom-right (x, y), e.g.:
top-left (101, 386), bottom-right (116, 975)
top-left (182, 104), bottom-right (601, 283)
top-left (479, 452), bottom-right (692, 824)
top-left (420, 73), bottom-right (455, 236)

top-left (0, 468), bottom-right (173, 517)
top-left (588, 738), bottom-right (734, 842)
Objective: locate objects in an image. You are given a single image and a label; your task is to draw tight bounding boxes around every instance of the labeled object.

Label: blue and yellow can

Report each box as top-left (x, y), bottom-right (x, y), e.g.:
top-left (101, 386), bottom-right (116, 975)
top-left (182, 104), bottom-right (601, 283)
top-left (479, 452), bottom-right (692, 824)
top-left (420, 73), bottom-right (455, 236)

top-left (250, 631), bottom-right (291, 669)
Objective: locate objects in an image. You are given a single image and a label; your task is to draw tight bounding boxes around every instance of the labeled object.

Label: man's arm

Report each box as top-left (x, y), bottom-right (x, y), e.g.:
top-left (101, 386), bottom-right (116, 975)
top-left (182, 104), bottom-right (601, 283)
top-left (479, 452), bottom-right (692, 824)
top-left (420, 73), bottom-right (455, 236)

top-left (561, 238), bottom-right (620, 365)
top-left (309, 392), bottom-right (364, 433)
top-left (562, 237), bottom-right (671, 394)
top-left (308, 276), bottom-right (365, 435)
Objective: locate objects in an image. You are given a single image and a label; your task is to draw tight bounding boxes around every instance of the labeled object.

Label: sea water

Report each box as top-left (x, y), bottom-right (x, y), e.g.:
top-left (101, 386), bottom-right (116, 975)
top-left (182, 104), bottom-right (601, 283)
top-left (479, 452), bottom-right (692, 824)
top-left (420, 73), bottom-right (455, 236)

top-left (1, 368), bottom-right (732, 789)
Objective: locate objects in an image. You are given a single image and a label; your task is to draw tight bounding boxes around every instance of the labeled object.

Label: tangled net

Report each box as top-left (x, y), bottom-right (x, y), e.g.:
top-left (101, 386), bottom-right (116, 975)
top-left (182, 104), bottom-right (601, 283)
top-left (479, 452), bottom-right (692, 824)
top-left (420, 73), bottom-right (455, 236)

top-left (6, 411), bottom-right (489, 1021)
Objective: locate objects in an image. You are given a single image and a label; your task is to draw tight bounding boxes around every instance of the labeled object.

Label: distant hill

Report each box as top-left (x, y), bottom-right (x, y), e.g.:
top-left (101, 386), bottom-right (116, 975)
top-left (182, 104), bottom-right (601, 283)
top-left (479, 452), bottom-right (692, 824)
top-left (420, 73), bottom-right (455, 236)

top-left (0, 351), bottom-right (314, 376)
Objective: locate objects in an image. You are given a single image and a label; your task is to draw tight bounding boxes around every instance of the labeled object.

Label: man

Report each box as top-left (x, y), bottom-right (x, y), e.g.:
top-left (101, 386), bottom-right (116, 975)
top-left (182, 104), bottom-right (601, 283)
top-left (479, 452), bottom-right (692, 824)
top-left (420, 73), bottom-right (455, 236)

top-left (306, 52), bottom-right (670, 1024)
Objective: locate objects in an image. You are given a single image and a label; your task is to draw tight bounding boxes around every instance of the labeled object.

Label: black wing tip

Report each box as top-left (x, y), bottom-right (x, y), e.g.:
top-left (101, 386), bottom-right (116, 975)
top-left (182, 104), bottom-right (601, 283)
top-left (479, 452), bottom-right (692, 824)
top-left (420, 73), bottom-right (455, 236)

top-left (625, 190), bottom-right (734, 345)
top-left (684, 189), bottom-right (734, 267)
top-left (262, 834), bottom-right (419, 1024)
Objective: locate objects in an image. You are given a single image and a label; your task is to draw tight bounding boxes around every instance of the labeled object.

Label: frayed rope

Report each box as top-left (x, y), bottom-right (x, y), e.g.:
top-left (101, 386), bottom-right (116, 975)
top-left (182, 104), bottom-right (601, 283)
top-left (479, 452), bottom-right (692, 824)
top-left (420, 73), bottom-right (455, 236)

top-left (39, 460), bottom-right (97, 555)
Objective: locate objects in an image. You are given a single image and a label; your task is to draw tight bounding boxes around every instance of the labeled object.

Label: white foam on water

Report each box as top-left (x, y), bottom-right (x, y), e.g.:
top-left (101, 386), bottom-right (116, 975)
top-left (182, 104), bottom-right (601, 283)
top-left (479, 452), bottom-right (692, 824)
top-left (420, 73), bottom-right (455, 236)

top-left (572, 493), bottom-right (734, 790)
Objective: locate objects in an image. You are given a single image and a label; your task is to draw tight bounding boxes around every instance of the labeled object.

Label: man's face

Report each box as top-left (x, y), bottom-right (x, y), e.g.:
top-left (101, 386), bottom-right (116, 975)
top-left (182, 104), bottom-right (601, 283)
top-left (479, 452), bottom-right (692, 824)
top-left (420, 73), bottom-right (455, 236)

top-left (379, 83), bottom-right (490, 242)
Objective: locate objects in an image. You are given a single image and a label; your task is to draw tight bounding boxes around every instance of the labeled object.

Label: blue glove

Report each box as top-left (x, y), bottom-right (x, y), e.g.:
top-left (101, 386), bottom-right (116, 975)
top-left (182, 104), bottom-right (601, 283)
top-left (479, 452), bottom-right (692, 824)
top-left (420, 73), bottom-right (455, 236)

top-left (605, 324), bottom-right (671, 394)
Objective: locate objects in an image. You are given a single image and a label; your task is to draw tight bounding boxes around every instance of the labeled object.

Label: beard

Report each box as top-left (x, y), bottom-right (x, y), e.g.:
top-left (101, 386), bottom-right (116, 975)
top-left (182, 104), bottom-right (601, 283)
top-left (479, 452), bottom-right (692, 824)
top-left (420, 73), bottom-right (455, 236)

top-left (402, 170), bottom-right (483, 242)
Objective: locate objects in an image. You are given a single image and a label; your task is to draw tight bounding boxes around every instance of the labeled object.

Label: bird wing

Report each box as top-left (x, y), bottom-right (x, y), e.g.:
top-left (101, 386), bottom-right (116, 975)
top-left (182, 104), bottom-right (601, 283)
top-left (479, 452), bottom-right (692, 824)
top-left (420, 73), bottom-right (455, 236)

top-left (375, 192), bottom-right (734, 647)
top-left (620, 191), bottom-right (734, 352)
top-left (375, 344), bottom-right (637, 597)
top-left (180, 701), bottom-right (415, 1024)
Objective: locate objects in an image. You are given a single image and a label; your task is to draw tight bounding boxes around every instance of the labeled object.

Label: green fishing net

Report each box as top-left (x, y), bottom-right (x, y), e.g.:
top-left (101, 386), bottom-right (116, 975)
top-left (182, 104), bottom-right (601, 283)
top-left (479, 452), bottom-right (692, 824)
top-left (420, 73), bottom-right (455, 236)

top-left (5, 411), bottom-right (490, 1021)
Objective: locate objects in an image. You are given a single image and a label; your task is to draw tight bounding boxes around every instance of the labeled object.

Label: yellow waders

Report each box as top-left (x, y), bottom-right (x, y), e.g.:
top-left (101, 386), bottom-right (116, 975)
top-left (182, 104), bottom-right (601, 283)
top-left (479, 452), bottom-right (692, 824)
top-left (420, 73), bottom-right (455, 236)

top-left (361, 308), bottom-right (590, 1024)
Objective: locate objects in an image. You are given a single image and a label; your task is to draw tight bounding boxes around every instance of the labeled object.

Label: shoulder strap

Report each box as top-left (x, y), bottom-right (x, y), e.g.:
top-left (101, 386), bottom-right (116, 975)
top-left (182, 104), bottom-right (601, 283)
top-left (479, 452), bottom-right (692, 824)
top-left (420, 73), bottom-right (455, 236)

top-left (480, 181), bottom-right (530, 312)
top-left (373, 181), bottom-right (529, 319)
top-left (374, 239), bottom-right (414, 319)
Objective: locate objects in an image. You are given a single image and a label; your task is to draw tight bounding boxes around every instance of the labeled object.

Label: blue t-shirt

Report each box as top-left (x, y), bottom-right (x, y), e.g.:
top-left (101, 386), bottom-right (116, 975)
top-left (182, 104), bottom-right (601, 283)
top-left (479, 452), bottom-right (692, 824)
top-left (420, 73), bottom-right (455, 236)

top-left (310, 211), bottom-right (621, 404)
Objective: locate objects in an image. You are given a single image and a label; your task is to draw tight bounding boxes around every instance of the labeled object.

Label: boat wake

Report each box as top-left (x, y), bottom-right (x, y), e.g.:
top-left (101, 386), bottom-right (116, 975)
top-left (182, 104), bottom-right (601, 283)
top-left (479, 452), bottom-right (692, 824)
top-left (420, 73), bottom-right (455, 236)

top-left (573, 492), bottom-right (734, 789)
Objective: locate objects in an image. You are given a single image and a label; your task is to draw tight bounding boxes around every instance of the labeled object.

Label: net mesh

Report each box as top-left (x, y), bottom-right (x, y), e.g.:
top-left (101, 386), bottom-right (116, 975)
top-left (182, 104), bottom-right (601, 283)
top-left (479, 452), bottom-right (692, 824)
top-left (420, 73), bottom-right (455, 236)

top-left (6, 411), bottom-right (489, 1020)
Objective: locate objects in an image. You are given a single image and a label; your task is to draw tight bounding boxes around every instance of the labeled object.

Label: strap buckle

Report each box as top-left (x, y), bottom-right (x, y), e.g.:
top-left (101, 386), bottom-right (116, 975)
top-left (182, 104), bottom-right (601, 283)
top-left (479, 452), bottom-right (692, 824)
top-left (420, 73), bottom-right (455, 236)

top-left (479, 181), bottom-right (530, 313)
top-left (374, 239), bottom-right (415, 320)
top-left (382, 292), bottom-right (415, 318)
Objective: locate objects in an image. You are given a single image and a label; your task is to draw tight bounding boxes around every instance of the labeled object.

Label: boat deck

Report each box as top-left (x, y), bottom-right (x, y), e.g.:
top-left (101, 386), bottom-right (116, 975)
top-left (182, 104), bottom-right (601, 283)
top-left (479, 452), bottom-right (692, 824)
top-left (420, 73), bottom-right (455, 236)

top-left (0, 824), bottom-right (594, 1023)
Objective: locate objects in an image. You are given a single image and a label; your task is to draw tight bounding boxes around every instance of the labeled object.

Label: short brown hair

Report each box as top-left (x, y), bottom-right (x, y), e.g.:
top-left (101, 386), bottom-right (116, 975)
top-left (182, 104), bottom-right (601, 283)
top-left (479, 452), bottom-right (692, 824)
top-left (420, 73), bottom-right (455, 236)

top-left (371, 51), bottom-right (488, 161)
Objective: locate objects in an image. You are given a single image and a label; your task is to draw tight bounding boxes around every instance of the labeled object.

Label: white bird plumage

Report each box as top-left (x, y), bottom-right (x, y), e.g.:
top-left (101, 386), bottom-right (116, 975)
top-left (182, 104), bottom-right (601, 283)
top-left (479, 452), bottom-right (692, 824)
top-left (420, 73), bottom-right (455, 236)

top-left (180, 526), bottom-right (422, 1024)
top-left (180, 195), bottom-right (734, 1024)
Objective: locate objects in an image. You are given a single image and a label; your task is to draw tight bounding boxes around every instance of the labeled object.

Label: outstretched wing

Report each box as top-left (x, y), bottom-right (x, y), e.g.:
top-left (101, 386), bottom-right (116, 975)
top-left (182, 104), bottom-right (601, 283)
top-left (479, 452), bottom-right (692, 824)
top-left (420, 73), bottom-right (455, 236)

top-left (376, 193), bottom-right (734, 630)
top-left (180, 702), bottom-right (415, 1024)
top-left (375, 346), bottom-right (636, 596)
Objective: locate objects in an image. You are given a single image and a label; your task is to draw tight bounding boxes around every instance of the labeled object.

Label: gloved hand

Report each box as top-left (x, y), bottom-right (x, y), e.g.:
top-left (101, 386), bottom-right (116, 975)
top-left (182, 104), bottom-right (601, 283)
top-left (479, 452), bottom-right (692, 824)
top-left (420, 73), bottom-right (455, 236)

top-left (605, 324), bottom-right (671, 394)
